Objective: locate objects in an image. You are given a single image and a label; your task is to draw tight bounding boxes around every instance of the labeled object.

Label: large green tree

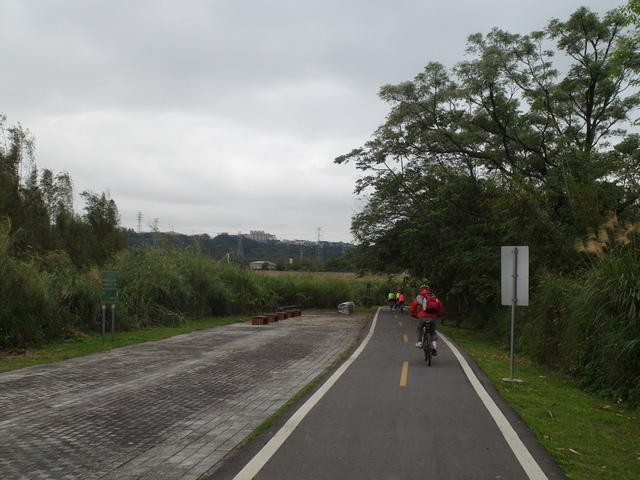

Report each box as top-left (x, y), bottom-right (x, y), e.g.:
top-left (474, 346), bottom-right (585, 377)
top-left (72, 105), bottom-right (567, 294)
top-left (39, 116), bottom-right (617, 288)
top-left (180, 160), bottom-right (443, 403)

top-left (78, 190), bottom-right (127, 266)
top-left (1, 115), bottom-right (126, 267)
top-left (336, 7), bottom-right (640, 309)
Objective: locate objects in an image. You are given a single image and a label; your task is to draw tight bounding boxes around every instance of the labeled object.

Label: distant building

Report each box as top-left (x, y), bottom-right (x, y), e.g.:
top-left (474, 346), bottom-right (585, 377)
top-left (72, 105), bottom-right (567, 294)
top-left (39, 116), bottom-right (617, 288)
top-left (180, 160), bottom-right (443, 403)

top-left (288, 239), bottom-right (315, 246)
top-left (249, 261), bottom-right (277, 270)
top-left (245, 230), bottom-right (277, 243)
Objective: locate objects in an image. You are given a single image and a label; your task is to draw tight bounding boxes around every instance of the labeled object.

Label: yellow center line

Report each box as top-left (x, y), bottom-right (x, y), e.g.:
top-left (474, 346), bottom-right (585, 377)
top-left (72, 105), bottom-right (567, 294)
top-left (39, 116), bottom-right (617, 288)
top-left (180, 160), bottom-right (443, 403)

top-left (402, 334), bottom-right (408, 343)
top-left (400, 361), bottom-right (409, 387)
top-left (398, 322), bottom-right (403, 327)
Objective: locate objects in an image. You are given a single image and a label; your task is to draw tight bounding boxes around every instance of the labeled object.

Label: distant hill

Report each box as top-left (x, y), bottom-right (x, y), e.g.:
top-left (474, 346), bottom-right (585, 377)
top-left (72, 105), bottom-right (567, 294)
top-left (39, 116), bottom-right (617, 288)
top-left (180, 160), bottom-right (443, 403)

top-left (126, 230), bottom-right (352, 268)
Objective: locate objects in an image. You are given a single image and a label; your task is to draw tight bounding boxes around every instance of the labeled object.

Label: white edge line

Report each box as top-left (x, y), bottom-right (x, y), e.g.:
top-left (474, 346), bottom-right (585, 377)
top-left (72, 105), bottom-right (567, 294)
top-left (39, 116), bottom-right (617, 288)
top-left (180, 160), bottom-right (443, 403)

top-left (440, 334), bottom-right (548, 480)
top-left (232, 308), bottom-right (381, 480)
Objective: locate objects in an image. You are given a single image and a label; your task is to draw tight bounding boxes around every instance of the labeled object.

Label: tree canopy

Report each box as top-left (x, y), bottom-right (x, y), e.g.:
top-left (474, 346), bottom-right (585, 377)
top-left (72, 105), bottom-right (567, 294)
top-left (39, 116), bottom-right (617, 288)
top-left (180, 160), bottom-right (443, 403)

top-left (0, 115), bottom-right (126, 267)
top-left (336, 6), bottom-right (640, 308)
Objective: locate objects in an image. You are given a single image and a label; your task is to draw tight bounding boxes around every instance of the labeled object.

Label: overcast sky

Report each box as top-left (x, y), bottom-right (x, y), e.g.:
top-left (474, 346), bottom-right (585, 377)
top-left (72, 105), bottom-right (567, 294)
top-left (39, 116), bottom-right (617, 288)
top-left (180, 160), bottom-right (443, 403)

top-left (0, 0), bottom-right (626, 243)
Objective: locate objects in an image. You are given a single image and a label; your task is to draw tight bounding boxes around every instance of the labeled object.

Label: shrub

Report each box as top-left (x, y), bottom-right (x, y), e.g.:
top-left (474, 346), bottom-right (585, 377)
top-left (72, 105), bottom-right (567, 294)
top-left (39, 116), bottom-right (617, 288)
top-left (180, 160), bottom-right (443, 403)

top-left (520, 216), bottom-right (640, 406)
top-left (0, 257), bottom-right (67, 348)
top-left (1, 244), bottom-right (384, 349)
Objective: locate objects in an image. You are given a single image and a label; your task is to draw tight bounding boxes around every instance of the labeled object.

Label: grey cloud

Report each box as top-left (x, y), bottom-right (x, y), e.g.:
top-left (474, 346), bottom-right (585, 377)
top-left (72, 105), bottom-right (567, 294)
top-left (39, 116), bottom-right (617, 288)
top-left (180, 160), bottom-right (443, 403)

top-left (1, 0), bottom-right (623, 242)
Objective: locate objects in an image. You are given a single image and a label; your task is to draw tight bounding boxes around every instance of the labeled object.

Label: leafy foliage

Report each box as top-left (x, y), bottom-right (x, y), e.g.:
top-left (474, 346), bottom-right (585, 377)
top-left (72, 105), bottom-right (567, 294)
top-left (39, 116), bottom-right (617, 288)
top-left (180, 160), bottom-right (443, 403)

top-left (336, 6), bottom-right (640, 404)
top-left (336, 6), bottom-right (640, 306)
top-left (0, 241), bottom-right (383, 350)
top-left (521, 215), bottom-right (640, 406)
top-left (0, 115), bottom-right (126, 267)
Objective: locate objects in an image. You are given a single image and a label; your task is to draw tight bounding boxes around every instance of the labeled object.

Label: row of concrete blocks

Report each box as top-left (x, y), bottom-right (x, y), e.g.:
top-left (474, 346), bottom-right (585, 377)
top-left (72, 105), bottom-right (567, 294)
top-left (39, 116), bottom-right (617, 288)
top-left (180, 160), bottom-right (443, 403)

top-left (251, 310), bottom-right (302, 325)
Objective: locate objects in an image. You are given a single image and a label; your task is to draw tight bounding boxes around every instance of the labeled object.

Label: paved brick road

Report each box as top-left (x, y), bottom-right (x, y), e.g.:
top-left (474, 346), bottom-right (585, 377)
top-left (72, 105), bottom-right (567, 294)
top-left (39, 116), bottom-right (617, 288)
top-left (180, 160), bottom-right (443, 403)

top-left (0, 312), bottom-right (368, 480)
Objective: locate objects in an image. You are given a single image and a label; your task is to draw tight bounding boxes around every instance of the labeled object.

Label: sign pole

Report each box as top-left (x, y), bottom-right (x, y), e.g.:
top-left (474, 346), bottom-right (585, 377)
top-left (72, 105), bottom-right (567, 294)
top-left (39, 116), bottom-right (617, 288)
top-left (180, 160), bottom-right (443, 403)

top-left (501, 246), bottom-right (527, 384)
top-left (509, 247), bottom-right (518, 380)
top-left (101, 271), bottom-right (119, 343)
top-left (111, 304), bottom-right (116, 342)
top-left (101, 304), bottom-right (106, 343)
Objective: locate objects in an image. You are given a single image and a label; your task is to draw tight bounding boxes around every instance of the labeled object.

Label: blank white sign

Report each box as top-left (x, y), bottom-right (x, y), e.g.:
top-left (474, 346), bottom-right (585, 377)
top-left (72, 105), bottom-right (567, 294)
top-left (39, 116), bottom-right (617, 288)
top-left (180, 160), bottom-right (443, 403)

top-left (501, 246), bottom-right (529, 306)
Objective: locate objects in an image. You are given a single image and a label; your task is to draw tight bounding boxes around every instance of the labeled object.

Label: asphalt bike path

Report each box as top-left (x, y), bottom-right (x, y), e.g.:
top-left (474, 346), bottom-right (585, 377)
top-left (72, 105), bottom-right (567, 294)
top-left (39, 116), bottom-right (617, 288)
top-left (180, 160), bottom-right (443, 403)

top-left (218, 307), bottom-right (567, 480)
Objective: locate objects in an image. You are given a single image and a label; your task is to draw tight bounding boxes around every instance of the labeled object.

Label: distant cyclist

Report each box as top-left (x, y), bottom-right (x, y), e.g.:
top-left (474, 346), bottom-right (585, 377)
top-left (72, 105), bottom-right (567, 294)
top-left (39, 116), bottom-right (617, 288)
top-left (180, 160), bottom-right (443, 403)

top-left (388, 291), bottom-right (396, 310)
top-left (410, 285), bottom-right (443, 356)
top-left (396, 291), bottom-right (405, 312)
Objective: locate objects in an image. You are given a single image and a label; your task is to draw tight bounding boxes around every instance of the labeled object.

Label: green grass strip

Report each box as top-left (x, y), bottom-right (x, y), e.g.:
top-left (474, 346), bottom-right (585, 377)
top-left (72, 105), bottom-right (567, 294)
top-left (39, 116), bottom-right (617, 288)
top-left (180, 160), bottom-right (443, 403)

top-left (442, 325), bottom-right (640, 480)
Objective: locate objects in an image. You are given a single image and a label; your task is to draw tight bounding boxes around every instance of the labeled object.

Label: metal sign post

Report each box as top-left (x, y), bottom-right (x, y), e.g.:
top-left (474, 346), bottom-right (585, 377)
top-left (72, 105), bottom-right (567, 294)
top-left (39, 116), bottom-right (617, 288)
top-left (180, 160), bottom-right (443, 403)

top-left (508, 249), bottom-right (519, 380)
top-left (101, 271), bottom-right (119, 342)
top-left (501, 246), bottom-right (529, 383)
top-left (101, 304), bottom-right (106, 343)
top-left (111, 304), bottom-right (116, 342)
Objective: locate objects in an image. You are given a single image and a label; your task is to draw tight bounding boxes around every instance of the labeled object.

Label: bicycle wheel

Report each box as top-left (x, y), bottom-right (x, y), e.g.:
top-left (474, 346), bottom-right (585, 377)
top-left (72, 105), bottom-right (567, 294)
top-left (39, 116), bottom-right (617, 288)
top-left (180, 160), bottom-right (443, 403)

top-left (422, 328), bottom-right (431, 366)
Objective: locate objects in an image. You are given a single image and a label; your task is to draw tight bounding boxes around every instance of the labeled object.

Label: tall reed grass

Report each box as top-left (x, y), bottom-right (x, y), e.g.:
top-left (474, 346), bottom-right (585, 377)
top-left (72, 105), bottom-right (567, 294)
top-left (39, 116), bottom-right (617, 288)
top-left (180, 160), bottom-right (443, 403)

top-left (0, 218), bottom-right (66, 348)
top-left (0, 257), bottom-right (67, 348)
top-left (0, 244), bottom-right (388, 350)
top-left (521, 214), bottom-right (640, 406)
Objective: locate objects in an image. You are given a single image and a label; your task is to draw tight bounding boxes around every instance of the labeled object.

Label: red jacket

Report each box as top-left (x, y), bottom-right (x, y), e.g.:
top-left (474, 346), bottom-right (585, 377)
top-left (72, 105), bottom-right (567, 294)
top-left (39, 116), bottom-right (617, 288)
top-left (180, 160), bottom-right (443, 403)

top-left (410, 290), bottom-right (443, 318)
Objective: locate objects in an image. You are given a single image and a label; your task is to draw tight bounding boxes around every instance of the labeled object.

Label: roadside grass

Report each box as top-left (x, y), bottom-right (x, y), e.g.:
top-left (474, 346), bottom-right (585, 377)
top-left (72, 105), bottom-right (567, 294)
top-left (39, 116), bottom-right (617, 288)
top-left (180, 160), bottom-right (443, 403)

top-left (441, 325), bottom-right (640, 480)
top-left (0, 316), bottom-right (247, 373)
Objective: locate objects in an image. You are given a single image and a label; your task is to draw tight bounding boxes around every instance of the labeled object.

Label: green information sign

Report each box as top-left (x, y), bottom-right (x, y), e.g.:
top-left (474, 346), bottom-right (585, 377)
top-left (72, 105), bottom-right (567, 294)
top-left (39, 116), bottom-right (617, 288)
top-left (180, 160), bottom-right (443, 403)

top-left (101, 271), bottom-right (119, 304)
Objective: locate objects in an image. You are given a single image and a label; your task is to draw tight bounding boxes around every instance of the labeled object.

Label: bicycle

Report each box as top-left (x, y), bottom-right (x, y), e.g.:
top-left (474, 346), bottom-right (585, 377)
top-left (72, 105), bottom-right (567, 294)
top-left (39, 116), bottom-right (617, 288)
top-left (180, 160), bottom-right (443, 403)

top-left (421, 319), bottom-right (435, 366)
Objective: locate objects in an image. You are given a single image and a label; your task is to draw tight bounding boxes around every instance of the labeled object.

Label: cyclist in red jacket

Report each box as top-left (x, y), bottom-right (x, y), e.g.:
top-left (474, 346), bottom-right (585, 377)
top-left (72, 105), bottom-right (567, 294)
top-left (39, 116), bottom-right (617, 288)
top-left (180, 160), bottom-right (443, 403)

top-left (410, 285), bottom-right (443, 356)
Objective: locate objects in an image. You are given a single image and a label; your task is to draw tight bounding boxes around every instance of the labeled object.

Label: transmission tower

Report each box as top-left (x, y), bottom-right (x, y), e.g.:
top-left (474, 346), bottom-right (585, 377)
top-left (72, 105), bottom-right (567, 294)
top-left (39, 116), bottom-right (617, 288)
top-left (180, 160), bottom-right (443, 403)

top-left (315, 227), bottom-right (323, 264)
top-left (137, 212), bottom-right (144, 233)
top-left (237, 232), bottom-right (244, 260)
